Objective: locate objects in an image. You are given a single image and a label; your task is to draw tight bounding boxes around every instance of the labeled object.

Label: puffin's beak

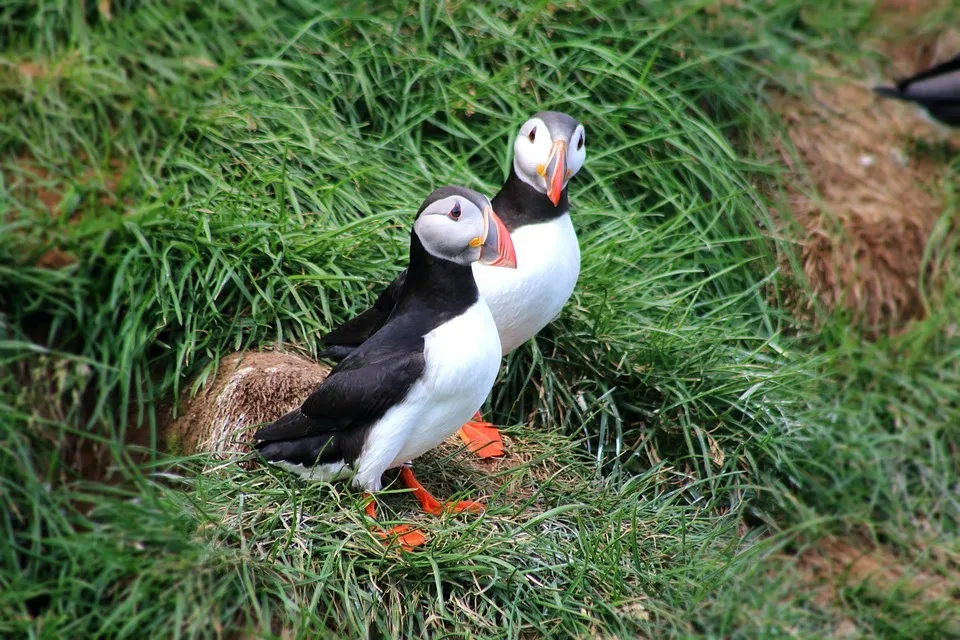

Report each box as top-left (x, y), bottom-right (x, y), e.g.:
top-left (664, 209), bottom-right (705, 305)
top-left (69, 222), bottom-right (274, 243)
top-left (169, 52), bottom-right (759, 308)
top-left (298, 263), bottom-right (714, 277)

top-left (478, 206), bottom-right (517, 268)
top-left (544, 139), bottom-right (568, 206)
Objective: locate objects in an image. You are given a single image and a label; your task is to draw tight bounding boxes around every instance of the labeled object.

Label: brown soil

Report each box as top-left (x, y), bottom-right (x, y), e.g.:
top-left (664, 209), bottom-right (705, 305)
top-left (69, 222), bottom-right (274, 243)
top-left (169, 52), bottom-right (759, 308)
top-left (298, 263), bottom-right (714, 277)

top-left (773, 27), bottom-right (960, 332)
top-left (872, 0), bottom-right (957, 39)
top-left (162, 351), bottom-right (331, 459)
top-left (34, 248), bottom-right (77, 269)
top-left (793, 535), bottom-right (959, 611)
top-left (13, 349), bottom-right (331, 486)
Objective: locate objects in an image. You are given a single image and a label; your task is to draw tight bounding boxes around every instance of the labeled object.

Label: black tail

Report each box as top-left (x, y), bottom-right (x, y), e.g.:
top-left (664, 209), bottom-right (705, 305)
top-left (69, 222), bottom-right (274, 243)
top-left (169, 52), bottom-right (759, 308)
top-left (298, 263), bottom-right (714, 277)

top-left (873, 85), bottom-right (906, 100)
top-left (253, 409), bottom-right (344, 467)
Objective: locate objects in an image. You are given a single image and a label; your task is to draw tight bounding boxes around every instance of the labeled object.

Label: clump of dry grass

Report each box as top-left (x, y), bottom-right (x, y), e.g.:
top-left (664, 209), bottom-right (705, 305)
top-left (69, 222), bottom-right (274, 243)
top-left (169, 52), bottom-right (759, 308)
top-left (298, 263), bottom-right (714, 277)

top-left (164, 351), bottom-right (330, 459)
top-left (772, 28), bottom-right (958, 331)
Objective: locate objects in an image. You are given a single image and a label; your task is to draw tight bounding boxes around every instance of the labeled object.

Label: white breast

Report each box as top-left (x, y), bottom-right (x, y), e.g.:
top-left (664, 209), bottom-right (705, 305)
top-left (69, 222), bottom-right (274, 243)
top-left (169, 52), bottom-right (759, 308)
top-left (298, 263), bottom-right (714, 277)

top-left (352, 299), bottom-right (502, 490)
top-left (472, 213), bottom-right (580, 355)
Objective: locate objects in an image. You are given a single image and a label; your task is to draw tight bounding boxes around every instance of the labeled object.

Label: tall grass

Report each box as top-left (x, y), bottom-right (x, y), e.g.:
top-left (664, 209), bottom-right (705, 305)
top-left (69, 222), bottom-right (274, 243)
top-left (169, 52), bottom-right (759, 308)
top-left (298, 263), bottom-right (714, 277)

top-left (3, 0), bottom-right (803, 478)
top-left (2, 0), bottom-right (958, 637)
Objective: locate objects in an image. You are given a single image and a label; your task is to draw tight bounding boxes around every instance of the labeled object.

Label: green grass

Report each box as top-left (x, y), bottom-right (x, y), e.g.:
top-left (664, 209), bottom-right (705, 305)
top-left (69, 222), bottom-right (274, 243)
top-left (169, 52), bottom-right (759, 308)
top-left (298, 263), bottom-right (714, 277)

top-left (2, 0), bottom-right (958, 637)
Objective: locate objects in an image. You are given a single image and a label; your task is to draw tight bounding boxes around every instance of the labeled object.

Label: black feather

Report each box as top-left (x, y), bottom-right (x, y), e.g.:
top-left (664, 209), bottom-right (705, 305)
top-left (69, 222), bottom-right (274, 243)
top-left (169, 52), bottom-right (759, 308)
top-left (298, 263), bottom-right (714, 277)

top-left (316, 345), bottom-right (358, 362)
top-left (320, 272), bottom-right (407, 352)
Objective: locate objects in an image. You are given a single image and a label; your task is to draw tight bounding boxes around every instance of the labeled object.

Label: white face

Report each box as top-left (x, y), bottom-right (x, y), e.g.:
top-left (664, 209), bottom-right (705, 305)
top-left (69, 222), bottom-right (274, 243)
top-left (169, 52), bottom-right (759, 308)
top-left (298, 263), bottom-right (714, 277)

top-left (513, 117), bottom-right (586, 197)
top-left (414, 195), bottom-right (488, 266)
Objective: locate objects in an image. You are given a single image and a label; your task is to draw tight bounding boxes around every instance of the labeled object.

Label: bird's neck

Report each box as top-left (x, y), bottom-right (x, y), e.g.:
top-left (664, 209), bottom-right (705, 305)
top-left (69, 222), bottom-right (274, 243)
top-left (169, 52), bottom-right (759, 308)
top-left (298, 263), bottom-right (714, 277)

top-left (395, 233), bottom-right (478, 315)
top-left (491, 166), bottom-right (569, 232)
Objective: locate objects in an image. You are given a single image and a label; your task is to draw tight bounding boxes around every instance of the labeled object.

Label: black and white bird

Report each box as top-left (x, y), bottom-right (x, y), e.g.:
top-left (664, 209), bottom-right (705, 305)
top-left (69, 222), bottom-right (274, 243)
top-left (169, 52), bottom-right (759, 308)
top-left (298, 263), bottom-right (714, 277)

top-left (318, 112), bottom-right (587, 458)
top-left (253, 186), bottom-right (517, 549)
top-left (874, 54), bottom-right (960, 128)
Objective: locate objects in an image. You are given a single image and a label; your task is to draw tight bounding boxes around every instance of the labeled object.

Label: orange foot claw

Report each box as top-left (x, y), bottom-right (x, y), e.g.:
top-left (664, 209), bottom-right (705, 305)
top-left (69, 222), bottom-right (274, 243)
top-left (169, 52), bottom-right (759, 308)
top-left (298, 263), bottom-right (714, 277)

top-left (375, 524), bottom-right (427, 551)
top-left (445, 499), bottom-right (485, 515)
top-left (398, 467), bottom-right (486, 516)
top-left (457, 411), bottom-right (504, 458)
top-left (364, 493), bottom-right (426, 551)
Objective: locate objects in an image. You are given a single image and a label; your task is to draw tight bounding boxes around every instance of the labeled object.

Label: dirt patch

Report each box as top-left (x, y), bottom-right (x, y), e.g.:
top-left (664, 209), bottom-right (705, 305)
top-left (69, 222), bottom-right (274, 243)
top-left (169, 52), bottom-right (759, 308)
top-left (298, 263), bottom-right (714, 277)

top-left (430, 435), bottom-right (555, 502)
top-left (10, 153), bottom-right (64, 215)
top-left (163, 351), bottom-right (331, 460)
top-left (419, 419), bottom-right (589, 511)
top-left (791, 535), bottom-right (959, 619)
top-left (11, 354), bottom-right (159, 486)
top-left (772, 42), bottom-right (957, 331)
top-left (14, 349), bottom-right (329, 484)
top-left (872, 1), bottom-right (959, 44)
top-left (34, 248), bottom-right (77, 269)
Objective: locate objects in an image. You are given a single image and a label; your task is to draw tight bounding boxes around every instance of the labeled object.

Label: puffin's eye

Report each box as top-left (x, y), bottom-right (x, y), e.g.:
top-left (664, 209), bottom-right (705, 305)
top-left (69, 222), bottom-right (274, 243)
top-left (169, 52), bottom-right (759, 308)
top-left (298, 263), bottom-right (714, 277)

top-left (527, 126), bottom-right (537, 143)
top-left (577, 132), bottom-right (584, 150)
top-left (448, 202), bottom-right (462, 220)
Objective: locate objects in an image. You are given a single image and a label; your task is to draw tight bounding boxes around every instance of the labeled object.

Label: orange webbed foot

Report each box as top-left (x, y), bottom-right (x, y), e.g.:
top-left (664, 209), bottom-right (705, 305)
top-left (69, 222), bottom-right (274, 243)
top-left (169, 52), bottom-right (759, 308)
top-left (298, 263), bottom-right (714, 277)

top-left (374, 524), bottom-right (427, 551)
top-left (398, 467), bottom-right (486, 516)
top-left (457, 411), bottom-right (504, 459)
top-left (445, 499), bottom-right (485, 515)
top-left (363, 493), bottom-right (426, 551)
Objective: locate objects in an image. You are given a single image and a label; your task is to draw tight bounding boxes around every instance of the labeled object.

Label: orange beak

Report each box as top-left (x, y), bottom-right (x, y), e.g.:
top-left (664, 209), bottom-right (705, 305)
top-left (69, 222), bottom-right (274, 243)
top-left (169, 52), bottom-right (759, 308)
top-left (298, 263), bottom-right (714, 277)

top-left (545, 139), bottom-right (568, 206)
top-left (478, 207), bottom-right (517, 268)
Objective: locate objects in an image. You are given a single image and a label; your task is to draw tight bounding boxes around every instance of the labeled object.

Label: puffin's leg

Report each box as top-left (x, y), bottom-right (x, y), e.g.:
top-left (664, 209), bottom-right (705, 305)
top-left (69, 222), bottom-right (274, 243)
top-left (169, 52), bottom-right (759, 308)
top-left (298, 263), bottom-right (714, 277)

top-left (363, 493), bottom-right (426, 551)
top-left (457, 410), bottom-right (504, 458)
top-left (398, 466), bottom-right (485, 516)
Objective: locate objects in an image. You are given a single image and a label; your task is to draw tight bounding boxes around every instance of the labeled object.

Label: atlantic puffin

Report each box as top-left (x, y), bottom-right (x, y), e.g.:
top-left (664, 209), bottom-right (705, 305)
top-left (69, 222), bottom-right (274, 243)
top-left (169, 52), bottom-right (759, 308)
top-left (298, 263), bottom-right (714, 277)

top-left (874, 54), bottom-right (960, 127)
top-left (254, 186), bottom-right (517, 549)
top-left (319, 111), bottom-right (586, 459)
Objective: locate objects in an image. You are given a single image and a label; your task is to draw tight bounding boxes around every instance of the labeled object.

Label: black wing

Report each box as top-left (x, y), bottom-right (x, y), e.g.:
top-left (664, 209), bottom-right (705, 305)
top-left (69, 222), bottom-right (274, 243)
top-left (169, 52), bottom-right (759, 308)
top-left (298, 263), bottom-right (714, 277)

top-left (319, 271), bottom-right (408, 358)
top-left (254, 337), bottom-right (424, 444)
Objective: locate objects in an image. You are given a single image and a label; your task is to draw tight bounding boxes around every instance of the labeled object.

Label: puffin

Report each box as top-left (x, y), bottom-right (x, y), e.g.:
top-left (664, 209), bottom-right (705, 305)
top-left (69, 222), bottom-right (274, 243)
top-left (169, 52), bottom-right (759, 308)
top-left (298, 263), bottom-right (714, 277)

top-left (254, 186), bottom-right (518, 550)
top-left (874, 54), bottom-right (960, 127)
top-left (319, 111), bottom-right (587, 460)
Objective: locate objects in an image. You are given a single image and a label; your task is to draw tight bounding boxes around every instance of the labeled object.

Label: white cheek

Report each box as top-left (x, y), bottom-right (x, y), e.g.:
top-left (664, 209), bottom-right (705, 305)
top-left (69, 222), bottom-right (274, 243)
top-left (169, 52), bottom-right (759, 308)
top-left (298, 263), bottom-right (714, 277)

top-left (514, 143), bottom-right (536, 176)
top-left (514, 137), bottom-right (552, 183)
top-left (567, 147), bottom-right (585, 178)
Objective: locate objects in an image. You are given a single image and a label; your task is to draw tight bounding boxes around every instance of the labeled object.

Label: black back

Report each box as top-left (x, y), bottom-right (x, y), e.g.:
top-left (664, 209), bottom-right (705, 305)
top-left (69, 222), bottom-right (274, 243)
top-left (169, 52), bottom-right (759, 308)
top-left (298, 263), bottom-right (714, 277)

top-left (318, 272), bottom-right (408, 352)
top-left (255, 232), bottom-right (479, 468)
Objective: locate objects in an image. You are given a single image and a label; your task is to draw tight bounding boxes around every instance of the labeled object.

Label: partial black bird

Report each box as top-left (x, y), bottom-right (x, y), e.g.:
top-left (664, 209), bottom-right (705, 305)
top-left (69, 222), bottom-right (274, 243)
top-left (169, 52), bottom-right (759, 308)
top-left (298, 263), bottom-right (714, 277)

top-left (873, 54), bottom-right (960, 127)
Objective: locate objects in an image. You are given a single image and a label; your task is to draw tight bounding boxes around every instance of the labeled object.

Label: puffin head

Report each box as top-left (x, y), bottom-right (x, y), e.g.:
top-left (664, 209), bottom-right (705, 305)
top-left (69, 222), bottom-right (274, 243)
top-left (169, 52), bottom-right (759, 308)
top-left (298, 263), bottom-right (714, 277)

top-left (512, 111), bottom-right (586, 206)
top-left (413, 186), bottom-right (518, 268)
